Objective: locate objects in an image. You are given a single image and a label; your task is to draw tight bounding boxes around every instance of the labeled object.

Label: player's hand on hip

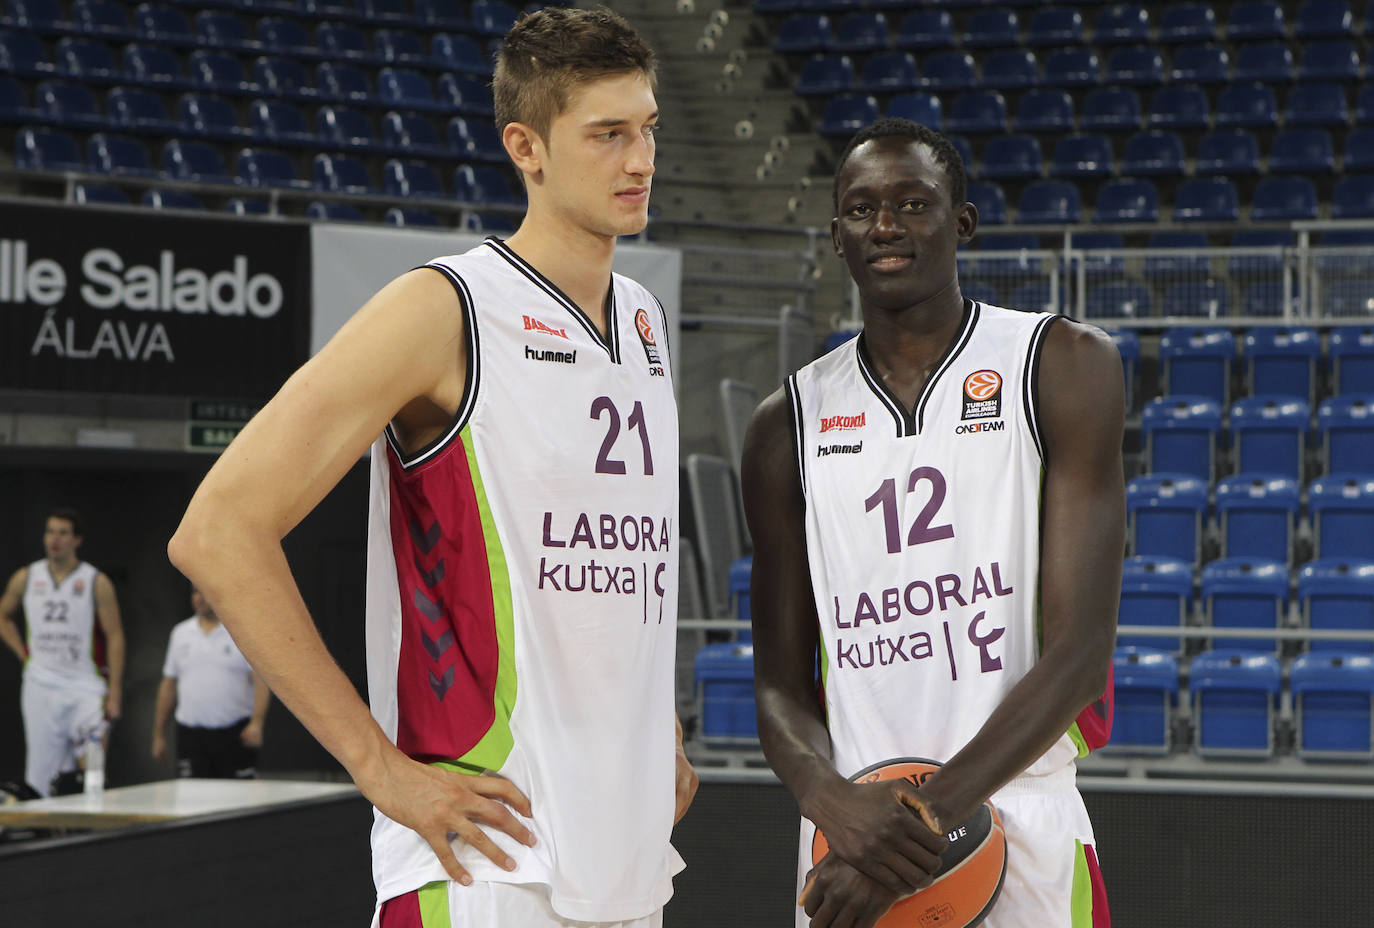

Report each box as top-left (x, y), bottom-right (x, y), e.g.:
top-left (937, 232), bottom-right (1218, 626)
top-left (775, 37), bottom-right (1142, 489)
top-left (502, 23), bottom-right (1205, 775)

top-left (800, 854), bottom-right (900, 928)
top-left (361, 752), bottom-right (537, 886)
top-left (673, 742), bottom-right (698, 824)
top-left (807, 779), bottom-right (947, 896)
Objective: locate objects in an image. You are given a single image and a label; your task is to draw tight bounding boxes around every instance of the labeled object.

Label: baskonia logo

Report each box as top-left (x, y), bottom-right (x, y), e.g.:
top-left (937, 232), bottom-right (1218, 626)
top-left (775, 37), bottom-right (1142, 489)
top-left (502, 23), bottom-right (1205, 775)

top-left (634, 308), bottom-right (664, 374)
top-left (522, 315), bottom-right (569, 339)
top-left (820, 412), bottom-right (866, 433)
top-left (961, 369), bottom-right (1002, 420)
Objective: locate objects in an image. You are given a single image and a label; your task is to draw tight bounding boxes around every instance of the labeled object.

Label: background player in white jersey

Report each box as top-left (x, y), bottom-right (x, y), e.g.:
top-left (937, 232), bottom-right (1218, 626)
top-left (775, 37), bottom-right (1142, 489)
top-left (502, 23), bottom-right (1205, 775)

top-left (0, 508), bottom-right (125, 797)
top-left (169, 8), bottom-right (695, 927)
top-left (742, 119), bottom-right (1123, 928)
top-left (152, 585), bottom-right (270, 778)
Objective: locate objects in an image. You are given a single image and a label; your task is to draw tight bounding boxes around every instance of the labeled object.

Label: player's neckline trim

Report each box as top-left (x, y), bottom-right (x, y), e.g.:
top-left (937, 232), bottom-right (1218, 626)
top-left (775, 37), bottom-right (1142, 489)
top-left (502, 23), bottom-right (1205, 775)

top-left (483, 237), bottom-right (620, 363)
top-left (855, 299), bottom-right (979, 438)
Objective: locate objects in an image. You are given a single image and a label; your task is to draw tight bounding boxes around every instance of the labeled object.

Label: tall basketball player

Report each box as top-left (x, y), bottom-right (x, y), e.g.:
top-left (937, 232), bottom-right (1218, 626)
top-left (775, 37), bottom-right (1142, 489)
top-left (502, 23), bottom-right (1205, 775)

top-left (169, 9), bottom-right (695, 927)
top-left (743, 119), bottom-right (1122, 928)
top-left (0, 508), bottom-right (125, 797)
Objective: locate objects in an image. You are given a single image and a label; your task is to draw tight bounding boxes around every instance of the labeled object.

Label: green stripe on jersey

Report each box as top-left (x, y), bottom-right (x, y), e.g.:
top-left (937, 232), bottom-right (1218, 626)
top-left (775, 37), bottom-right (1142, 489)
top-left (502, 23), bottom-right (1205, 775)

top-left (417, 881), bottom-right (450, 928)
top-left (1070, 839), bottom-right (1094, 927)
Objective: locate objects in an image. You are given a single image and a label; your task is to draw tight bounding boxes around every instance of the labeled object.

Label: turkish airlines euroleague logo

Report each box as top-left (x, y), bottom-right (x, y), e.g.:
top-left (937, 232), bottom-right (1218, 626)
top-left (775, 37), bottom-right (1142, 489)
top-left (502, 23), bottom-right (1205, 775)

top-left (961, 369), bottom-right (1002, 420)
top-left (634, 307), bottom-right (664, 373)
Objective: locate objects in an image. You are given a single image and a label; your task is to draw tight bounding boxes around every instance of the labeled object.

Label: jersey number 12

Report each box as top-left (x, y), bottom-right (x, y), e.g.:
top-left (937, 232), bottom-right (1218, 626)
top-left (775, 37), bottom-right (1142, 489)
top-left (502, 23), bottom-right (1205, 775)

top-left (865, 466), bottom-right (954, 555)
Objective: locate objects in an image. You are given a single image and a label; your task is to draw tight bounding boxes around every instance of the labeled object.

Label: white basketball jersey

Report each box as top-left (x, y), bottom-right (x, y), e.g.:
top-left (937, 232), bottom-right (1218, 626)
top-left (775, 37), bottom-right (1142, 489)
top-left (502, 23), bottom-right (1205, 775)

top-left (365, 238), bottom-right (682, 921)
top-left (21, 560), bottom-right (106, 694)
top-left (789, 302), bottom-right (1084, 781)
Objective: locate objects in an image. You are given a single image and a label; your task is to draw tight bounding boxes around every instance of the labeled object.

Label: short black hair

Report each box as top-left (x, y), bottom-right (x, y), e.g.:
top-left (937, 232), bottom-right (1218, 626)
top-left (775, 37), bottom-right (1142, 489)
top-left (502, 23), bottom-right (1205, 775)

top-left (833, 118), bottom-right (967, 213)
top-left (48, 507), bottom-right (85, 537)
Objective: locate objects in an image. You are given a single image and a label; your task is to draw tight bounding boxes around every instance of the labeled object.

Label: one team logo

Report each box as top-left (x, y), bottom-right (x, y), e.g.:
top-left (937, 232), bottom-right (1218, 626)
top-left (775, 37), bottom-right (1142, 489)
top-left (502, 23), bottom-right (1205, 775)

top-left (635, 308), bottom-right (664, 373)
top-left (73, 579), bottom-right (85, 595)
top-left (961, 370), bottom-right (1002, 420)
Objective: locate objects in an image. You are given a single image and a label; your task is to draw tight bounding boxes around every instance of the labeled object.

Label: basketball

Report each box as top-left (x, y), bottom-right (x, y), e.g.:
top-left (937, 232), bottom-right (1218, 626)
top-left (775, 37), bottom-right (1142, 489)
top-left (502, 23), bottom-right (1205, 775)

top-left (810, 758), bottom-right (1007, 928)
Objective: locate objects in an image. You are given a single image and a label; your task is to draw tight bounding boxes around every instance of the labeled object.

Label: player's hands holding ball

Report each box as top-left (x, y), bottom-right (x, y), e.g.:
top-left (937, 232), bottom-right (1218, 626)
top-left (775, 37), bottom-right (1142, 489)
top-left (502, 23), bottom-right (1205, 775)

top-left (357, 747), bottom-right (537, 886)
top-left (801, 855), bottom-right (901, 928)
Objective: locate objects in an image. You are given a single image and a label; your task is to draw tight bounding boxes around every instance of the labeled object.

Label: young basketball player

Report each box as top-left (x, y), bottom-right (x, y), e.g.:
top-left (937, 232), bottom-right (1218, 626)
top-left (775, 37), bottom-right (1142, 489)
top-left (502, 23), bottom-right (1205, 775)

top-left (742, 119), bottom-right (1122, 928)
top-left (169, 9), bottom-right (695, 927)
top-left (0, 508), bottom-right (125, 797)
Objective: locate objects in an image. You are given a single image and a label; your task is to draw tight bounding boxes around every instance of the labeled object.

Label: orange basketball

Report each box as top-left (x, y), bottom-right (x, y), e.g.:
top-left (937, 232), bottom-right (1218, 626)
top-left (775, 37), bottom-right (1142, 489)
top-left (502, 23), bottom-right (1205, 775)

top-left (811, 758), bottom-right (1007, 928)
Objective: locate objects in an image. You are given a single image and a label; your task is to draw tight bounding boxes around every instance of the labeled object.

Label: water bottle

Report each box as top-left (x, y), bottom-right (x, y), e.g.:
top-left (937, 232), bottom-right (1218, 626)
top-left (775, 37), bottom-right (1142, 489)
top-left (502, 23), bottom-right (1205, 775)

top-left (83, 731), bottom-right (105, 797)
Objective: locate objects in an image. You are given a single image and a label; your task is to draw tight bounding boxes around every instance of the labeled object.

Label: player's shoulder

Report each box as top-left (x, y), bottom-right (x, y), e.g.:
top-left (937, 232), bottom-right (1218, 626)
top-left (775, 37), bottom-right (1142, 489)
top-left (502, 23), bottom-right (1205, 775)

top-left (1040, 316), bottom-right (1122, 371)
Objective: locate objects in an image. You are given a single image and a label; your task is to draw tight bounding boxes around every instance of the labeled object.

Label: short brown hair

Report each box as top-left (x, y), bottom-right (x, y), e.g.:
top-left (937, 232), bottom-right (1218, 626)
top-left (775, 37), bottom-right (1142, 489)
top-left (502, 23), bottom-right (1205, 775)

top-left (48, 507), bottom-right (85, 537)
top-left (493, 7), bottom-right (657, 146)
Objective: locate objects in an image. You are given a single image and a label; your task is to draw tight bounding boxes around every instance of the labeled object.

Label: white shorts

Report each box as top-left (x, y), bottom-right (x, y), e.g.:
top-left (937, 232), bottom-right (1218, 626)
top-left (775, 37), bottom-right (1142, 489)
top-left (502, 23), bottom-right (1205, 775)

top-left (795, 769), bottom-right (1110, 928)
top-left (373, 881), bottom-right (664, 928)
top-left (21, 674), bottom-right (106, 798)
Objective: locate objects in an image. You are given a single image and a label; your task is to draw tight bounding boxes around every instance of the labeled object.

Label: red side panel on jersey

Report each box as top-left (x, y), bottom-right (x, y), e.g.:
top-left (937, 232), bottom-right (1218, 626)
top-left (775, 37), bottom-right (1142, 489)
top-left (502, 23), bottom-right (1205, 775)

top-left (387, 438), bottom-right (500, 763)
top-left (1074, 660), bottom-right (1115, 753)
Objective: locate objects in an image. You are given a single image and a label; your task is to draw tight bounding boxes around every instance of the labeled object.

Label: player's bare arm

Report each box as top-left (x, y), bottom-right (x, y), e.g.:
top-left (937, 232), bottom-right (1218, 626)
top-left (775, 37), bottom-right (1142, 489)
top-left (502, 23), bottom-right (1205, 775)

top-left (0, 568), bottom-right (27, 662)
top-left (94, 572), bottom-right (124, 720)
top-left (242, 673), bottom-right (270, 748)
top-left (674, 714), bottom-right (698, 824)
top-left (169, 267), bottom-right (536, 886)
top-left (151, 675), bottom-right (177, 763)
top-left (744, 389), bottom-right (946, 904)
top-left (916, 319), bottom-right (1124, 827)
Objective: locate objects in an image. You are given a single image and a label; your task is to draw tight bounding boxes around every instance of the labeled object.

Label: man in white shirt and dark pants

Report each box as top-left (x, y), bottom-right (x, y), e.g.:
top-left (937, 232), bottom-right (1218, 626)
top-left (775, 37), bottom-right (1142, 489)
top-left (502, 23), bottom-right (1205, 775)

top-left (152, 586), bottom-right (269, 778)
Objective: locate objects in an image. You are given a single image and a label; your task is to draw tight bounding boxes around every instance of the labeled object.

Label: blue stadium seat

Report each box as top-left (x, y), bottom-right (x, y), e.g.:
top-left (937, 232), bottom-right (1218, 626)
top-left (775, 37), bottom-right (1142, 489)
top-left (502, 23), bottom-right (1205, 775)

top-left (253, 56), bottom-right (317, 103)
top-left (379, 67), bottom-right (443, 112)
top-left (72, 183), bottom-right (129, 205)
top-left (133, 3), bottom-right (193, 46)
top-left (1127, 473), bottom-right (1209, 565)
top-left (86, 131), bottom-right (155, 176)
top-left (257, 17), bottom-right (314, 57)
top-left (1095, 5), bottom-right (1150, 44)
top-left (121, 43), bottom-right (192, 91)
top-left (1215, 83), bottom-right (1278, 129)
top-left (1243, 279), bottom-right (1299, 317)
top-left (306, 201), bottom-right (366, 222)
top-left (1106, 647), bottom-right (1179, 754)
top-left (1245, 326), bottom-right (1321, 402)
top-left (1143, 231), bottom-right (1211, 279)
top-left (447, 116), bottom-right (504, 163)
top-left (35, 80), bottom-right (107, 131)
top-left (1318, 397), bottom-right (1374, 475)
top-left (1296, 0), bottom-right (1356, 38)
top-left (297, 0), bottom-right (358, 19)
top-left (0, 30), bottom-right (53, 79)
top-left (920, 51), bottom-right (976, 91)
top-left (142, 188), bottom-right (202, 210)
top-left (1042, 48), bottom-right (1101, 89)
top-left (1171, 44), bottom-right (1231, 84)
top-left (1112, 329), bottom-right (1141, 409)
top-left (1251, 177), bottom-right (1319, 221)
top-left (316, 105), bottom-right (381, 153)
top-left (1299, 40), bottom-right (1362, 82)
top-left (438, 74), bottom-right (493, 117)
top-left (0, 76), bottom-right (35, 124)
top-left (1072, 231), bottom-right (1126, 277)
top-left (983, 49), bottom-right (1033, 91)
top-left (1051, 134), bottom-right (1114, 179)
top-left (1173, 178), bottom-right (1240, 222)
top-left (374, 29), bottom-right (427, 67)
top-left (71, 0), bottom-right (136, 42)
top-left (189, 51), bottom-right (258, 96)
top-left (817, 93), bottom-right (879, 138)
top-left (55, 37), bottom-right (123, 83)
top-left (178, 92), bottom-right (247, 142)
top-left (383, 157), bottom-right (445, 198)
top-left (195, 12), bottom-right (259, 55)
top-left (1095, 179), bottom-right (1159, 222)
top-left (1159, 4), bottom-right (1219, 44)
top-left (1299, 557), bottom-right (1374, 652)
top-left (1016, 180), bottom-right (1080, 223)
top-left (965, 181), bottom-right (1006, 224)
top-left (360, 0), bottom-right (412, 25)
top-left (795, 54), bottom-right (854, 95)
top-left (1008, 280), bottom-right (1055, 313)
top-left (15, 126), bottom-right (84, 172)
top-left (431, 34), bottom-right (489, 77)
top-left (1226, 1), bottom-right (1286, 41)
top-left (1104, 46), bottom-right (1165, 86)
top-left (470, 0), bottom-right (517, 39)
top-left (960, 281), bottom-right (1001, 306)
top-left (774, 14), bottom-right (831, 54)
top-left (385, 206), bottom-right (441, 226)
top-left (1232, 41), bottom-right (1294, 83)
top-left (894, 10), bottom-right (953, 51)
top-left (962, 8), bottom-right (1019, 48)
top-left (7, 0), bottom-right (68, 32)
top-left (1117, 556), bottom-right (1193, 653)
top-left (831, 12), bottom-right (889, 53)
top-left (1142, 395), bottom-right (1223, 478)
top-left (1081, 88), bottom-right (1140, 131)
top-left (413, 0), bottom-right (471, 32)
top-left (1026, 8), bottom-right (1083, 47)
top-left (886, 92), bottom-right (941, 127)
top-left (251, 99), bottom-right (315, 147)
top-left (1232, 396), bottom-right (1310, 480)
top-left (161, 138), bottom-right (232, 184)
top-left (311, 151), bottom-right (373, 194)
top-left (944, 90), bottom-right (1005, 134)
top-left (1228, 229), bottom-right (1291, 277)
top-left (1163, 279), bottom-right (1232, 318)
top-left (237, 147), bottom-right (309, 189)
top-left (1201, 558), bottom-right (1288, 653)
top-left (1290, 651), bottom-right (1374, 759)
top-left (980, 134), bottom-right (1042, 180)
top-left (1195, 129), bottom-right (1260, 175)
top-left (105, 85), bottom-right (174, 134)
top-left (1310, 475), bottom-right (1374, 561)
top-left (1148, 84), bottom-right (1210, 130)
top-left (695, 642), bottom-right (757, 742)
top-left (383, 110), bottom-right (444, 159)
top-left (857, 52), bottom-right (917, 93)
top-left (1013, 90), bottom-right (1073, 133)
top-left (1357, 83), bottom-right (1374, 124)
top-left (225, 197), bottom-right (271, 216)
top-left (1086, 281), bottom-right (1150, 318)
top-left (453, 164), bottom-right (522, 207)
top-left (1190, 650), bottom-right (1282, 757)
top-left (315, 22), bottom-right (374, 63)
top-left (1284, 82), bottom-right (1349, 127)
top-left (948, 135), bottom-right (973, 171)
top-left (1161, 328), bottom-right (1235, 401)
top-left (1330, 328), bottom-right (1374, 393)
top-left (1215, 473), bottom-right (1301, 563)
top-left (1269, 128), bottom-right (1336, 174)
top-left (1331, 175), bottom-right (1374, 220)
top-left (1323, 280), bottom-right (1374, 315)
top-left (1343, 130), bottom-right (1374, 172)
top-left (1121, 131), bottom-right (1185, 175)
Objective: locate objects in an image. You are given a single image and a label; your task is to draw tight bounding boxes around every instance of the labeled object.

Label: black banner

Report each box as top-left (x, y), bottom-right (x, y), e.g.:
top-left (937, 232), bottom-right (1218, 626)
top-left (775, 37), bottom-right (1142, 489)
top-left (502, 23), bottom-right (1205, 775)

top-left (0, 200), bottom-right (311, 399)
